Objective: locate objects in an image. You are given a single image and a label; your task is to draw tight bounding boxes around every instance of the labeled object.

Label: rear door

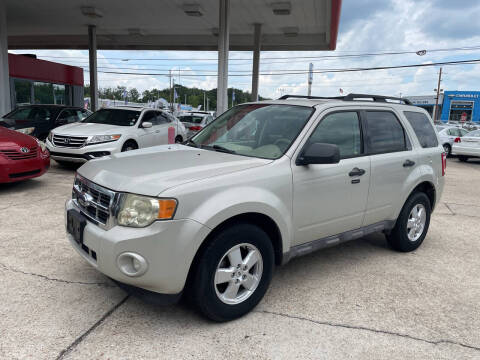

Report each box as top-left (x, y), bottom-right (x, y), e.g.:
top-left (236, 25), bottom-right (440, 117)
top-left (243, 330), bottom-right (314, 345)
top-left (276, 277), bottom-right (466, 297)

top-left (292, 109), bottom-right (371, 245)
top-left (362, 109), bottom-right (417, 226)
top-left (154, 111), bottom-right (171, 144)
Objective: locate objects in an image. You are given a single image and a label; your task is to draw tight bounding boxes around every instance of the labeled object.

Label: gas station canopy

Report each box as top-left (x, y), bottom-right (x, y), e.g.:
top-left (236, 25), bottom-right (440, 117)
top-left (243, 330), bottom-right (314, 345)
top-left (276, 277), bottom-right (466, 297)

top-left (6, 0), bottom-right (341, 51)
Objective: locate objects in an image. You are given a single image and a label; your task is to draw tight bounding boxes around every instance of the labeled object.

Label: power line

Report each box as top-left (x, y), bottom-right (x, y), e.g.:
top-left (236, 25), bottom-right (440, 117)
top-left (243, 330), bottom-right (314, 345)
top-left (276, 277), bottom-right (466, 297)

top-left (86, 58), bottom-right (480, 77)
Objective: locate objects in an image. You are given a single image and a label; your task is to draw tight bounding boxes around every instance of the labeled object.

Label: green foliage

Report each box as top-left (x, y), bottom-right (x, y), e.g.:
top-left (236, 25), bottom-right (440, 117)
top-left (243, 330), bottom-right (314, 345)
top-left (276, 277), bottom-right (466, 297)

top-left (84, 84), bottom-right (267, 110)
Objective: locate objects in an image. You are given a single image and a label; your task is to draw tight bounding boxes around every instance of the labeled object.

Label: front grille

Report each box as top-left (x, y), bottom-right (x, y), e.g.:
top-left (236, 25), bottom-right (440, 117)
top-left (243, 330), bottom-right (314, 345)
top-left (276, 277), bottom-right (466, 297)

top-left (53, 134), bottom-right (87, 148)
top-left (0, 147), bottom-right (38, 160)
top-left (72, 176), bottom-right (115, 227)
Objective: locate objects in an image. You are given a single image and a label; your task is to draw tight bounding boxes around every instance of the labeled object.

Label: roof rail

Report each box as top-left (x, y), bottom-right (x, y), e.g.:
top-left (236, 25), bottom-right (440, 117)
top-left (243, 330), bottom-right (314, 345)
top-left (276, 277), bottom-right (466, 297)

top-left (277, 95), bottom-right (344, 101)
top-left (278, 93), bottom-right (412, 105)
top-left (343, 93), bottom-right (412, 105)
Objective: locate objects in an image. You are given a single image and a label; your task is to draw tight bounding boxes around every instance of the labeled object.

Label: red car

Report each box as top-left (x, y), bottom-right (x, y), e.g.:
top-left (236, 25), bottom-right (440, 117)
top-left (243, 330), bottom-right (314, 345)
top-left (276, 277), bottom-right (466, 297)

top-left (0, 127), bottom-right (50, 183)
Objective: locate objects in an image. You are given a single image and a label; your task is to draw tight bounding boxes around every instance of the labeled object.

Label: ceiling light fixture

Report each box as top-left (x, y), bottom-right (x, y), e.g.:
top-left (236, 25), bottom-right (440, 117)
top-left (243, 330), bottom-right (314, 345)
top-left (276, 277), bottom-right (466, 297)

top-left (271, 2), bottom-right (291, 15)
top-left (81, 6), bottom-right (104, 19)
top-left (182, 4), bottom-right (204, 17)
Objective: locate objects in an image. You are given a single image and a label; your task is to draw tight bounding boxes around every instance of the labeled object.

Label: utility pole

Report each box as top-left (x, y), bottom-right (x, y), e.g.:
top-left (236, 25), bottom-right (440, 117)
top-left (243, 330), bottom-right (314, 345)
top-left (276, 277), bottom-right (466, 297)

top-left (169, 69), bottom-right (173, 111)
top-left (203, 92), bottom-right (206, 111)
top-left (307, 63), bottom-right (313, 96)
top-left (433, 67), bottom-right (442, 121)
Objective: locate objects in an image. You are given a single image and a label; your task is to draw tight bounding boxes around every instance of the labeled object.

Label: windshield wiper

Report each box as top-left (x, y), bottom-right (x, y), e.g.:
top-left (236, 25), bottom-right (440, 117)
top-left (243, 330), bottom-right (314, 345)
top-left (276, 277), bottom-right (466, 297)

top-left (184, 138), bottom-right (199, 148)
top-left (211, 145), bottom-right (236, 154)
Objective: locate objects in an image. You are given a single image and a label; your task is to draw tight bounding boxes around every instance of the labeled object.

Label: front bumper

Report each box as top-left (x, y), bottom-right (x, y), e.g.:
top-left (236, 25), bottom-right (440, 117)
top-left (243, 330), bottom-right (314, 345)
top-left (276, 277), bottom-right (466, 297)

top-left (65, 199), bottom-right (211, 295)
top-left (0, 155), bottom-right (50, 183)
top-left (46, 138), bottom-right (121, 163)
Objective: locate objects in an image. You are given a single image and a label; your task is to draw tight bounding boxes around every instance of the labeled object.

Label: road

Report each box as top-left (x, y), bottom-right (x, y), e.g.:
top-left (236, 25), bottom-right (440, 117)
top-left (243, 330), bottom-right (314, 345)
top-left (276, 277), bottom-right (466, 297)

top-left (0, 159), bottom-right (479, 359)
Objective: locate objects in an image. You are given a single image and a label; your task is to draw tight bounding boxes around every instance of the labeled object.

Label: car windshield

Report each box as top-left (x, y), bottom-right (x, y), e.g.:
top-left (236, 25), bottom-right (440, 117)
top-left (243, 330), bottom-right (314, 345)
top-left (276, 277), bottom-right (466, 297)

top-left (5, 107), bottom-right (52, 122)
top-left (83, 109), bottom-right (140, 126)
top-left (179, 115), bottom-right (205, 124)
top-left (191, 104), bottom-right (314, 160)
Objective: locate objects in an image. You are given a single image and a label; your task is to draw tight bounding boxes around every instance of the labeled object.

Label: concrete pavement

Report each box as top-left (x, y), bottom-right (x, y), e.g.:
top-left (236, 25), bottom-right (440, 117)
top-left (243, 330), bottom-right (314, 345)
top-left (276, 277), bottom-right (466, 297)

top-left (0, 159), bottom-right (479, 359)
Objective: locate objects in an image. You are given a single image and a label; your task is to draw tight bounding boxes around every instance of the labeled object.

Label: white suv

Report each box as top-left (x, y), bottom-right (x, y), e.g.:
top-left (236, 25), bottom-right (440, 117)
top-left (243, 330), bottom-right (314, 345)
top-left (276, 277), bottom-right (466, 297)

top-left (46, 107), bottom-right (186, 164)
top-left (65, 94), bottom-right (446, 321)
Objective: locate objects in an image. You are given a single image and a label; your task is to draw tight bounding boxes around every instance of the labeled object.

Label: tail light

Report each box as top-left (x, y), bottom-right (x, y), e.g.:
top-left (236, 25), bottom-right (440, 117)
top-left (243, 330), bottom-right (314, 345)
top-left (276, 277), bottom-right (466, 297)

top-left (441, 152), bottom-right (446, 176)
top-left (454, 137), bottom-right (461, 143)
top-left (189, 126), bottom-right (203, 131)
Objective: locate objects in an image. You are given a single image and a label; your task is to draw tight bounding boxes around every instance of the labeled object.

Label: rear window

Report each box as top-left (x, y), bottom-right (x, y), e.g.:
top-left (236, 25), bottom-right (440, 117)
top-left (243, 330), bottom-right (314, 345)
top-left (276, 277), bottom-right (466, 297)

top-left (365, 111), bottom-right (407, 154)
top-left (179, 115), bottom-right (205, 124)
top-left (403, 111), bottom-right (439, 148)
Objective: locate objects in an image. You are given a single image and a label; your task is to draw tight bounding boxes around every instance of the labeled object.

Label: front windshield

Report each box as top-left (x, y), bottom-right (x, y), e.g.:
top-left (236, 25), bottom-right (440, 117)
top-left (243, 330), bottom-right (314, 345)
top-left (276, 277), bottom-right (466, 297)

top-left (83, 109), bottom-right (140, 126)
top-left (179, 115), bottom-right (205, 124)
top-left (191, 104), bottom-right (314, 160)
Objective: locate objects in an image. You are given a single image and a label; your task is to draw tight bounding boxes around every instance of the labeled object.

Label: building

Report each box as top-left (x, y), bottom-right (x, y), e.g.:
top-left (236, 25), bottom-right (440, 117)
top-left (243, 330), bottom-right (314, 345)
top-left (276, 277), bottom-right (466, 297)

top-left (8, 53), bottom-right (84, 111)
top-left (440, 91), bottom-right (480, 123)
top-left (405, 95), bottom-right (443, 117)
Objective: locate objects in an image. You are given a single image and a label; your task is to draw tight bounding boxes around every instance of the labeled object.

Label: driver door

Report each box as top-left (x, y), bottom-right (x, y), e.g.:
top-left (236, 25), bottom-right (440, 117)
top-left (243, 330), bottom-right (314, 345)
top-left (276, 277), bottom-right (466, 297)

top-left (292, 110), bottom-right (370, 246)
top-left (137, 111), bottom-right (157, 147)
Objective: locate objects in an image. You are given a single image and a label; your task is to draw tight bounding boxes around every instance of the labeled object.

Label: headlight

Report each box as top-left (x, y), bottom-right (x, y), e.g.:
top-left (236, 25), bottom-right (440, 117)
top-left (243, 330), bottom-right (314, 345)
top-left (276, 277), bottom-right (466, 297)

top-left (117, 194), bottom-right (177, 228)
top-left (87, 134), bottom-right (121, 144)
top-left (36, 139), bottom-right (47, 152)
top-left (17, 127), bottom-right (35, 135)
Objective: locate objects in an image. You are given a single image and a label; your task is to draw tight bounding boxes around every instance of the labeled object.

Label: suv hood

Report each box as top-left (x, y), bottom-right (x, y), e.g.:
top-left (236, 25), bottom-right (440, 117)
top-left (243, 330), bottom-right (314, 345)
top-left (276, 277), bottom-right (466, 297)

top-left (77, 144), bottom-right (272, 196)
top-left (53, 122), bottom-right (130, 136)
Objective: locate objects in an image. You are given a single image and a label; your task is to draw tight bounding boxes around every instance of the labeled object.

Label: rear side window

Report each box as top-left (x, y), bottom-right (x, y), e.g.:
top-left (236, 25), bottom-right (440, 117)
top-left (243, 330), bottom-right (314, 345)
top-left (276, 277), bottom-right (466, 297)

top-left (403, 111), bottom-right (439, 148)
top-left (365, 111), bottom-right (406, 154)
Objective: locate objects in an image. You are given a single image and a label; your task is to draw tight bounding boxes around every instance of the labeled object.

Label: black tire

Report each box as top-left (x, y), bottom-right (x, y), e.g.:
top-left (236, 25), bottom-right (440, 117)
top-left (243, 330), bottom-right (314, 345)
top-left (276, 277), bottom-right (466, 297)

top-left (386, 192), bottom-right (431, 252)
top-left (121, 140), bottom-right (138, 152)
top-left (458, 156), bottom-right (469, 162)
top-left (191, 223), bottom-right (274, 322)
top-left (443, 143), bottom-right (451, 157)
top-left (175, 135), bottom-right (183, 143)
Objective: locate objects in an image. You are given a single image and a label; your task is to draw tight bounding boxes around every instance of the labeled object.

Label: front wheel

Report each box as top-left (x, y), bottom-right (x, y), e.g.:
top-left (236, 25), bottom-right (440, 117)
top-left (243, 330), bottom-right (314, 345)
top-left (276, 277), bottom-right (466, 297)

top-left (121, 140), bottom-right (138, 152)
top-left (386, 192), bottom-right (431, 252)
top-left (191, 223), bottom-right (274, 322)
top-left (175, 135), bottom-right (183, 143)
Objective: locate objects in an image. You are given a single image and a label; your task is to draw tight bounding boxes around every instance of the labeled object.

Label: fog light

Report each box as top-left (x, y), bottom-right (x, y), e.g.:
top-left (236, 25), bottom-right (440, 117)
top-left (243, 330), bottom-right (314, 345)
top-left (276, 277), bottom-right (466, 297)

top-left (117, 252), bottom-right (148, 277)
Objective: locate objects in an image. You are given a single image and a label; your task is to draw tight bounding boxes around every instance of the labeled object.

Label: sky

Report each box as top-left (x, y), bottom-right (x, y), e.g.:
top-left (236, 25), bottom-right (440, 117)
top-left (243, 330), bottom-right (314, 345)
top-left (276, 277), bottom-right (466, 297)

top-left (11, 0), bottom-right (480, 100)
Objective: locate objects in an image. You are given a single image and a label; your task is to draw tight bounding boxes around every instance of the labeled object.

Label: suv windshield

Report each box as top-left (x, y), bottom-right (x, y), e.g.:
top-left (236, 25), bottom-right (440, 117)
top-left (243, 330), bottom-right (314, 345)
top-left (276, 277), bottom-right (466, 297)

top-left (191, 104), bottom-right (314, 159)
top-left (83, 109), bottom-right (140, 126)
top-left (179, 115), bottom-right (205, 124)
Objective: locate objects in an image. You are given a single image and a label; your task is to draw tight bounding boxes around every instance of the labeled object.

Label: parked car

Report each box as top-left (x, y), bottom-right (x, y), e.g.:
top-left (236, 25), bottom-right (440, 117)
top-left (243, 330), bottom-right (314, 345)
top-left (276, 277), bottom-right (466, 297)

top-left (0, 104), bottom-right (92, 140)
top-left (65, 94), bottom-right (445, 321)
top-left (46, 107), bottom-right (187, 165)
top-left (178, 111), bottom-right (214, 138)
top-left (0, 126), bottom-right (50, 183)
top-left (436, 126), bottom-right (469, 156)
top-left (451, 129), bottom-right (480, 162)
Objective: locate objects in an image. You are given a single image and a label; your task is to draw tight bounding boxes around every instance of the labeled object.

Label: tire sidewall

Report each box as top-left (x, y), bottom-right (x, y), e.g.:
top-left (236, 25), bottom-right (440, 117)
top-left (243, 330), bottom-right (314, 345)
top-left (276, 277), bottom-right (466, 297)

top-left (194, 223), bottom-right (274, 322)
top-left (392, 192), bottom-right (431, 252)
top-left (121, 141), bottom-right (138, 152)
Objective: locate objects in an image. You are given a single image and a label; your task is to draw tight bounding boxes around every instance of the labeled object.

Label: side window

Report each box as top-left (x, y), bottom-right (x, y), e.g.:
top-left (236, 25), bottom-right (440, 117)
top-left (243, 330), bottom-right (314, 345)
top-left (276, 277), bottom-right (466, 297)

top-left (365, 111), bottom-right (406, 154)
top-left (157, 112), bottom-right (171, 124)
top-left (141, 111), bottom-right (158, 125)
top-left (403, 111), bottom-right (439, 148)
top-left (309, 111), bottom-right (362, 159)
top-left (459, 128), bottom-right (469, 137)
top-left (447, 128), bottom-right (459, 136)
top-left (57, 110), bottom-right (77, 123)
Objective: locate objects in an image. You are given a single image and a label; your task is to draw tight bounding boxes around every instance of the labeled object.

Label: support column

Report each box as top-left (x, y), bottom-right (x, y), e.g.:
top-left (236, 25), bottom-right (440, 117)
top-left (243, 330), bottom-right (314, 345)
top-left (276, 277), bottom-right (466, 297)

top-left (0, 2), bottom-right (11, 115)
top-left (251, 23), bottom-right (262, 102)
top-left (216, 0), bottom-right (230, 115)
top-left (88, 25), bottom-right (98, 112)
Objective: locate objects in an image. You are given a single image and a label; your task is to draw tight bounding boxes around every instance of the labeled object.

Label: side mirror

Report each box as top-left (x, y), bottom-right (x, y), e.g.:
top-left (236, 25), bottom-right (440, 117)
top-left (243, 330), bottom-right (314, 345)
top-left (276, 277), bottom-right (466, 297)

top-left (141, 121), bottom-right (153, 128)
top-left (296, 142), bottom-right (340, 166)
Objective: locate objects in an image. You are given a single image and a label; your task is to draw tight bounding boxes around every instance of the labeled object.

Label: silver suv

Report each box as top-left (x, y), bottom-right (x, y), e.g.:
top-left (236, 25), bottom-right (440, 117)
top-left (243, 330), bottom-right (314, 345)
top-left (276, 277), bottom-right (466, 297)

top-left (65, 94), bottom-right (446, 321)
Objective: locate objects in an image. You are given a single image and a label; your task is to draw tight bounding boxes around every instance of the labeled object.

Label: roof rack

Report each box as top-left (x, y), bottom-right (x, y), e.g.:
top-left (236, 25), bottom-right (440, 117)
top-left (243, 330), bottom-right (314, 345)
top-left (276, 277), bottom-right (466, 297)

top-left (278, 93), bottom-right (412, 105)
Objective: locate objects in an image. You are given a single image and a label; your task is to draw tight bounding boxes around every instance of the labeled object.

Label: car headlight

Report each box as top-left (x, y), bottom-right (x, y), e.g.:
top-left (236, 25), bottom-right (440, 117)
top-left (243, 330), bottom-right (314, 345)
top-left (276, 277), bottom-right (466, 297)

top-left (117, 194), bottom-right (177, 228)
top-left (36, 139), bottom-right (47, 152)
top-left (87, 134), bottom-right (121, 144)
top-left (17, 127), bottom-right (35, 135)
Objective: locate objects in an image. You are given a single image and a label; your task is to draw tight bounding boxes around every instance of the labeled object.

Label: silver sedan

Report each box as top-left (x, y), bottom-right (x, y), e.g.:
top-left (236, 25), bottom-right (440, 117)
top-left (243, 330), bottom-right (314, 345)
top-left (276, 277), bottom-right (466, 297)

top-left (436, 126), bottom-right (469, 156)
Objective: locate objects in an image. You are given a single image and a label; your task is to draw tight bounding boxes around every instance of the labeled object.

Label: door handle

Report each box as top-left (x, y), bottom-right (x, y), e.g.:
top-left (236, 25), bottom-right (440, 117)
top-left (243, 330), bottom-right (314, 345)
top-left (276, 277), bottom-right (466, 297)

top-left (349, 167), bottom-right (366, 177)
top-left (155, 130), bottom-right (160, 133)
top-left (403, 159), bottom-right (415, 167)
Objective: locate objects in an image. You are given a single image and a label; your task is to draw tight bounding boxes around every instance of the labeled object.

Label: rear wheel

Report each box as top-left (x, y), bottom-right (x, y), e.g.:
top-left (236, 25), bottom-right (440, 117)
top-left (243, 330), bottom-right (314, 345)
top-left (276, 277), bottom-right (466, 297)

top-left (191, 223), bottom-right (274, 322)
top-left (175, 135), bottom-right (183, 143)
top-left (121, 140), bottom-right (138, 152)
top-left (458, 156), bottom-right (469, 162)
top-left (386, 192), bottom-right (431, 252)
top-left (443, 143), bottom-right (451, 157)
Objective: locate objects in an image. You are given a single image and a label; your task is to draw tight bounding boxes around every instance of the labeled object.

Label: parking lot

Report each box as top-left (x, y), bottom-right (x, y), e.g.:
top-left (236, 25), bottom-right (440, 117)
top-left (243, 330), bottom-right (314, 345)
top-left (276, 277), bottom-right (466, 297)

top-left (0, 158), bottom-right (479, 359)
